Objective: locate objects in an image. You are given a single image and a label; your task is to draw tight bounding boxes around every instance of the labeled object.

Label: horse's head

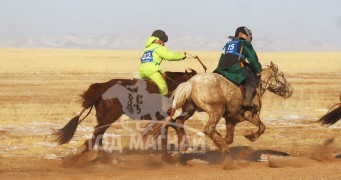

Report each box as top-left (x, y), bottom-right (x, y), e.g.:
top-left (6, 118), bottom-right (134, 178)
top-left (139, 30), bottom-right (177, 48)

top-left (164, 68), bottom-right (197, 91)
top-left (184, 68), bottom-right (198, 79)
top-left (261, 61), bottom-right (293, 98)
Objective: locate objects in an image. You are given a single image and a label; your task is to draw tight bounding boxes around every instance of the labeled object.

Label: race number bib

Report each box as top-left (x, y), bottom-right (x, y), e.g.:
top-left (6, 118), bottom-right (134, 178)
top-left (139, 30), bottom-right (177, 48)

top-left (224, 41), bottom-right (239, 54)
top-left (140, 50), bottom-right (154, 63)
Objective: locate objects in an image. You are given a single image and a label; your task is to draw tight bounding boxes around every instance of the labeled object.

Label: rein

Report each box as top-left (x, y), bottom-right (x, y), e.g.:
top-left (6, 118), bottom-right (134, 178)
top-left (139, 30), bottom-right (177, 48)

top-left (165, 70), bottom-right (191, 86)
top-left (165, 75), bottom-right (179, 85)
top-left (186, 52), bottom-right (207, 73)
top-left (165, 71), bottom-right (193, 96)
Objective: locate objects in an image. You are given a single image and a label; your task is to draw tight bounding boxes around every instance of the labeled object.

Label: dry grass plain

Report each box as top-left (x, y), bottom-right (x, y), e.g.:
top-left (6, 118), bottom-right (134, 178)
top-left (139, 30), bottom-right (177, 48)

top-left (0, 48), bottom-right (341, 179)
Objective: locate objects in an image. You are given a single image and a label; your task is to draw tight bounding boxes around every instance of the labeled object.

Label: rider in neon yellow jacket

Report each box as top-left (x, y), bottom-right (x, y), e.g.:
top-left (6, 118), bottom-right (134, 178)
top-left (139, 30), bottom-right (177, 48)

top-left (139, 30), bottom-right (186, 95)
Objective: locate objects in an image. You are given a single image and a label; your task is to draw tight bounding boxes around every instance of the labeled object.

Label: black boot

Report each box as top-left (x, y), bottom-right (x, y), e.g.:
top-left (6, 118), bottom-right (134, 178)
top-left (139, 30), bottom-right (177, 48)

top-left (242, 85), bottom-right (256, 120)
top-left (242, 84), bottom-right (255, 107)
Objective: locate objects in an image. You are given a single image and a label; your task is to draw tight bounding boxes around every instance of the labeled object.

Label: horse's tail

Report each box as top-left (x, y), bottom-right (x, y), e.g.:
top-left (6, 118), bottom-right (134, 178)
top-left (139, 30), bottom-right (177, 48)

top-left (318, 103), bottom-right (341, 126)
top-left (171, 81), bottom-right (193, 110)
top-left (54, 82), bottom-right (108, 145)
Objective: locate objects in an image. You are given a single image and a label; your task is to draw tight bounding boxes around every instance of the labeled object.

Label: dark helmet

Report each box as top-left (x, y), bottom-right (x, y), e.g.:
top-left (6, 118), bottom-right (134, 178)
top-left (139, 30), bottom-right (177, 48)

top-left (235, 26), bottom-right (253, 42)
top-left (152, 29), bottom-right (168, 42)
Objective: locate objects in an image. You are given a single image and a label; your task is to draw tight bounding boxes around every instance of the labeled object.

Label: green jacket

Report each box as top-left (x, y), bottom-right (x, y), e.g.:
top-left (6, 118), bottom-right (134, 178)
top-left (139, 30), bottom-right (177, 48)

top-left (139, 36), bottom-right (185, 77)
top-left (214, 39), bottom-right (262, 84)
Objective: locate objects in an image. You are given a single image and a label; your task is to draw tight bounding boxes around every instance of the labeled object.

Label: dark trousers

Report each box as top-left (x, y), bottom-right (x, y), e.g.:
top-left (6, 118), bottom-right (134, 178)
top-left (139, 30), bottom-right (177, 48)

top-left (242, 68), bottom-right (257, 107)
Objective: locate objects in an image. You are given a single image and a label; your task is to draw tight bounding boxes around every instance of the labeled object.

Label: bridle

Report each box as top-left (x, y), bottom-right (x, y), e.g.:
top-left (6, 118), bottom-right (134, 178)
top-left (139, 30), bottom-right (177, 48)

top-left (260, 65), bottom-right (288, 96)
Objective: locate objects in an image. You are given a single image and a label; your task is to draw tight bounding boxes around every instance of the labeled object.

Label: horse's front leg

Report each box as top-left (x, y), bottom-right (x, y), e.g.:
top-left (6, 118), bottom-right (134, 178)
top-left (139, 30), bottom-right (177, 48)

top-left (244, 115), bottom-right (266, 142)
top-left (204, 112), bottom-right (229, 153)
top-left (160, 123), bottom-right (172, 162)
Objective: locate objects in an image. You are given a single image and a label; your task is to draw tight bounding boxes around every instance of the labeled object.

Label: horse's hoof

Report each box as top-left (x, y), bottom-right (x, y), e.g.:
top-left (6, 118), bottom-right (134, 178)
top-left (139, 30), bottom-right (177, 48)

top-left (76, 144), bottom-right (88, 154)
top-left (226, 137), bottom-right (234, 145)
top-left (217, 145), bottom-right (230, 155)
top-left (244, 134), bottom-right (258, 142)
top-left (167, 108), bottom-right (176, 117)
top-left (162, 153), bottom-right (177, 164)
top-left (222, 155), bottom-right (236, 170)
top-left (98, 150), bottom-right (114, 164)
top-left (179, 146), bottom-right (188, 154)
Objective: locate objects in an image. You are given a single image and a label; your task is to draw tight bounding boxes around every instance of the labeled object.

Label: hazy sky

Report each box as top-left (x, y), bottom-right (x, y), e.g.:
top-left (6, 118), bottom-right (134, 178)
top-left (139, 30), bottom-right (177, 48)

top-left (0, 0), bottom-right (341, 50)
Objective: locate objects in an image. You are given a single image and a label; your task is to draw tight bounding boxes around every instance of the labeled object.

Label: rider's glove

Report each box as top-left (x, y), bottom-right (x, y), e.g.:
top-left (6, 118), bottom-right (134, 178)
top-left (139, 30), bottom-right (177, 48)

top-left (183, 52), bottom-right (187, 60)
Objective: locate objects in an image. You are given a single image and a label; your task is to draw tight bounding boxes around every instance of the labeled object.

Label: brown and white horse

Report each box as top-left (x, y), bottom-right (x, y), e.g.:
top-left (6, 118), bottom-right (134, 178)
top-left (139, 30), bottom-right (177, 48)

top-left (54, 69), bottom-right (197, 160)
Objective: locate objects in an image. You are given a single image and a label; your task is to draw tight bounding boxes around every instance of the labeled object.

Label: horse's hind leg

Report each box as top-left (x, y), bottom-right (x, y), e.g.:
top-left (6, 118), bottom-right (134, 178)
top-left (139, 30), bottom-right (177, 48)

top-left (80, 126), bottom-right (110, 156)
top-left (244, 115), bottom-right (266, 142)
top-left (81, 118), bottom-right (121, 154)
top-left (173, 108), bottom-right (196, 152)
top-left (204, 112), bottom-right (229, 153)
top-left (81, 100), bottom-right (123, 160)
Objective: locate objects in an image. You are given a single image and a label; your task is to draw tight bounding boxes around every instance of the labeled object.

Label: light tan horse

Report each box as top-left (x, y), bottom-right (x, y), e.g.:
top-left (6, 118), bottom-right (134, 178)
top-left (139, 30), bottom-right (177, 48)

top-left (168, 61), bottom-right (293, 153)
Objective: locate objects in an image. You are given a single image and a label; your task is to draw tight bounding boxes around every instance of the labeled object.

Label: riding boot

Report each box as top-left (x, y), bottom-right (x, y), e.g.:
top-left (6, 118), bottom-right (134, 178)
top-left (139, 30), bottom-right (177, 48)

top-left (242, 84), bottom-right (255, 107)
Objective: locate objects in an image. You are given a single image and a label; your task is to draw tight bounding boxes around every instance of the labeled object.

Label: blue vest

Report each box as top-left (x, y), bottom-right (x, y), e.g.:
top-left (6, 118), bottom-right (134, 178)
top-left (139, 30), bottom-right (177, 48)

top-left (223, 40), bottom-right (245, 59)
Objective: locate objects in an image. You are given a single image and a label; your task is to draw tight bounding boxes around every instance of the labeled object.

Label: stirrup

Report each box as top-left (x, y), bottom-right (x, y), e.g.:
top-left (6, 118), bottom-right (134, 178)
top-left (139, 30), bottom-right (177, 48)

top-left (244, 110), bottom-right (253, 120)
top-left (242, 106), bottom-right (254, 120)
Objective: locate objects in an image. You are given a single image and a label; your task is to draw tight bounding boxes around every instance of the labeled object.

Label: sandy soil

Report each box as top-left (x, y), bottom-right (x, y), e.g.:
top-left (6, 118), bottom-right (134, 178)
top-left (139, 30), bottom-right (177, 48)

top-left (1, 146), bottom-right (341, 180)
top-left (1, 70), bottom-right (341, 179)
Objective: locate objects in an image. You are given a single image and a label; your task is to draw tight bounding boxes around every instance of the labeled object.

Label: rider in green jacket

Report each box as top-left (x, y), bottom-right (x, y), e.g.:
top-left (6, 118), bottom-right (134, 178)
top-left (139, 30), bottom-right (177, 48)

top-left (139, 30), bottom-right (186, 95)
top-left (214, 26), bottom-right (262, 120)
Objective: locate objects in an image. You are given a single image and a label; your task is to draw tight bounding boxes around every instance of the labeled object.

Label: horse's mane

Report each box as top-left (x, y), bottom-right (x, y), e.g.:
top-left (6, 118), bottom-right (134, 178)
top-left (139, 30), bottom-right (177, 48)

top-left (164, 71), bottom-right (185, 78)
top-left (165, 68), bottom-right (196, 79)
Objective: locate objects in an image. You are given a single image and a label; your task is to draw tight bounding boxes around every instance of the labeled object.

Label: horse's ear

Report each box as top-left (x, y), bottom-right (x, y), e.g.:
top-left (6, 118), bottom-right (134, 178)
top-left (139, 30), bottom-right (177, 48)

top-left (185, 68), bottom-right (196, 74)
top-left (191, 69), bottom-right (197, 75)
top-left (185, 69), bottom-right (188, 74)
top-left (270, 61), bottom-right (278, 72)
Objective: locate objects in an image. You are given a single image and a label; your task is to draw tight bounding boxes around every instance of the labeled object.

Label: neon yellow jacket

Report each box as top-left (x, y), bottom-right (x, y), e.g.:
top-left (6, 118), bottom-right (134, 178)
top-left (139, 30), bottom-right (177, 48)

top-left (139, 36), bottom-right (185, 77)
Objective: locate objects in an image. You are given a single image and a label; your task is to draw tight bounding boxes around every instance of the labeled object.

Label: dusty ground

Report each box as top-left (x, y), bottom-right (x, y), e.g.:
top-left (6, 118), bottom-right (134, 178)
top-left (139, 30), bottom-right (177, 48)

top-left (0, 50), bottom-right (341, 179)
